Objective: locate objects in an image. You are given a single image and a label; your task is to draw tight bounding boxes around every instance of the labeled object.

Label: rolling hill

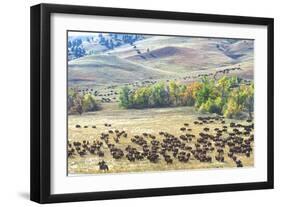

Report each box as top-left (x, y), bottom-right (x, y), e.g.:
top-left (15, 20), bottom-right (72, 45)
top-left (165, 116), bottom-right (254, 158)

top-left (68, 54), bottom-right (173, 86)
top-left (108, 36), bottom-right (253, 74)
top-left (68, 34), bottom-right (254, 86)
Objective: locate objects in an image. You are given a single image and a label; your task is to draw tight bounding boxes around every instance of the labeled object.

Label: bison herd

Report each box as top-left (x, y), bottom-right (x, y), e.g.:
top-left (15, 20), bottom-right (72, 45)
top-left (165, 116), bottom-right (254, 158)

top-left (68, 116), bottom-right (254, 172)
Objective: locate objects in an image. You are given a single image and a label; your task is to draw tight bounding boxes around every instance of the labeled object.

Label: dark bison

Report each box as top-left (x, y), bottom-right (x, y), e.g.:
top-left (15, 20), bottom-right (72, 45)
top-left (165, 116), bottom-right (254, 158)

top-left (98, 160), bottom-right (109, 171)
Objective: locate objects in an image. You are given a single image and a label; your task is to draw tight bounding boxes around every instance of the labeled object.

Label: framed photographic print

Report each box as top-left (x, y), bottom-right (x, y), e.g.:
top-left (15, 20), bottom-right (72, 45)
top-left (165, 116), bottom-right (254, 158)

top-left (30, 3), bottom-right (274, 203)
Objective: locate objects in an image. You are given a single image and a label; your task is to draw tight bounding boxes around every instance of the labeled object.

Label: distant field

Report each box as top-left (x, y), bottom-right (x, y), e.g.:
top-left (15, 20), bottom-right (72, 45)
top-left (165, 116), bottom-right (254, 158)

top-left (68, 104), bottom-right (254, 174)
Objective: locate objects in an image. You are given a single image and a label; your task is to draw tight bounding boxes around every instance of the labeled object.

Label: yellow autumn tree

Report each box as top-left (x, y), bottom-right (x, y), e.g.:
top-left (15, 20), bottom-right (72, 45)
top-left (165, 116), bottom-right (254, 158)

top-left (180, 82), bottom-right (202, 106)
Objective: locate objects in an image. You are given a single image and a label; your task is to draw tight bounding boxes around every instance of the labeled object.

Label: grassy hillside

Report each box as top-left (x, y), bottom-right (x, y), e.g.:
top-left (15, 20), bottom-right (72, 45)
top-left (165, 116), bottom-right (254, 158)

top-left (68, 54), bottom-right (173, 86)
top-left (68, 35), bottom-right (254, 86)
top-left (108, 36), bottom-right (253, 75)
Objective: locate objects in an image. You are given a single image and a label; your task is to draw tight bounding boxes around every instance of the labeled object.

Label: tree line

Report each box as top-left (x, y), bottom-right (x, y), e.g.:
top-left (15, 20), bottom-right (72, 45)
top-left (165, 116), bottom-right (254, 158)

top-left (119, 76), bottom-right (254, 119)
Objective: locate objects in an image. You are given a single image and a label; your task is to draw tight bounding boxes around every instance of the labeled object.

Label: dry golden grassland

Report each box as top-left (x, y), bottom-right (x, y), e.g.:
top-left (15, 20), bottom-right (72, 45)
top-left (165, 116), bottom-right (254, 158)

top-left (68, 103), bottom-right (254, 175)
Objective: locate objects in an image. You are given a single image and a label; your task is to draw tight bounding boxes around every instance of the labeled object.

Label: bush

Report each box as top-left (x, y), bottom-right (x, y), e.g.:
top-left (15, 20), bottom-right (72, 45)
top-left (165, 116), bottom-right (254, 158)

top-left (82, 93), bottom-right (99, 112)
top-left (198, 98), bottom-right (220, 114)
top-left (68, 90), bottom-right (99, 114)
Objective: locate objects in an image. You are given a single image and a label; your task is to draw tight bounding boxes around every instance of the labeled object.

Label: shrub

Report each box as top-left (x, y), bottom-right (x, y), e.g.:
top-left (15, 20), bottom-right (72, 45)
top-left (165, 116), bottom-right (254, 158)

top-left (198, 98), bottom-right (221, 114)
top-left (82, 93), bottom-right (99, 112)
top-left (68, 90), bottom-right (99, 114)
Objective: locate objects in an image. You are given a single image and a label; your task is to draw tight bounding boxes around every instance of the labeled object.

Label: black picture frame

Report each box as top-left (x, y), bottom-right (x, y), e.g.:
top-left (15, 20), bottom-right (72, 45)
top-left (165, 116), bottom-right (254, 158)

top-left (30, 3), bottom-right (274, 204)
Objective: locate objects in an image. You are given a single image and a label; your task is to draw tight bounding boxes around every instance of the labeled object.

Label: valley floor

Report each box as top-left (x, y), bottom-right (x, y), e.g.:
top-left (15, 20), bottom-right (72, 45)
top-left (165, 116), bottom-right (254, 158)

top-left (68, 104), bottom-right (254, 175)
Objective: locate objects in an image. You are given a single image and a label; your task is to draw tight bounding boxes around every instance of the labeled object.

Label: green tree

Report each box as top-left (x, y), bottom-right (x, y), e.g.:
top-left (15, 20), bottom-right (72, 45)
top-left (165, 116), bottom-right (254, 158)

top-left (119, 86), bottom-right (131, 108)
top-left (132, 87), bottom-right (151, 108)
top-left (152, 82), bottom-right (168, 107)
top-left (223, 97), bottom-right (241, 118)
top-left (168, 81), bottom-right (180, 105)
top-left (242, 83), bottom-right (254, 119)
top-left (195, 77), bottom-right (215, 108)
top-left (223, 86), bottom-right (247, 118)
top-left (82, 93), bottom-right (98, 112)
top-left (67, 90), bottom-right (99, 115)
top-left (180, 82), bottom-right (202, 106)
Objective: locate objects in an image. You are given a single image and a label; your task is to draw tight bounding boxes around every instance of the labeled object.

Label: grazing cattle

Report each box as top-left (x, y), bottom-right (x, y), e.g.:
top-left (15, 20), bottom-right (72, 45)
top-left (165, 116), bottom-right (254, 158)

top-left (97, 151), bottom-right (104, 157)
top-left (159, 131), bottom-right (165, 135)
top-left (78, 149), bottom-right (87, 157)
top-left (230, 122), bottom-right (236, 127)
top-left (68, 115), bottom-right (253, 172)
top-left (164, 156), bottom-right (173, 164)
top-left (178, 152), bottom-right (190, 163)
top-left (149, 134), bottom-right (156, 139)
top-left (215, 155), bottom-right (224, 162)
top-left (203, 127), bottom-right (210, 132)
top-left (98, 160), bottom-right (109, 171)
top-left (67, 148), bottom-right (75, 157)
top-left (147, 153), bottom-right (159, 163)
top-left (180, 127), bottom-right (186, 131)
top-left (236, 160), bottom-right (243, 167)
top-left (73, 141), bottom-right (82, 147)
